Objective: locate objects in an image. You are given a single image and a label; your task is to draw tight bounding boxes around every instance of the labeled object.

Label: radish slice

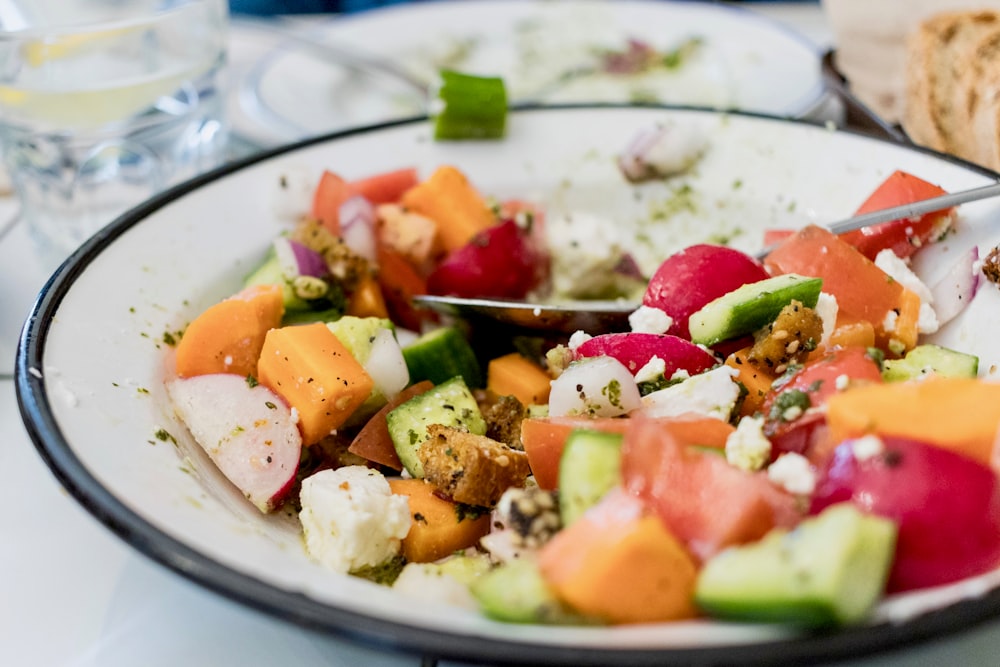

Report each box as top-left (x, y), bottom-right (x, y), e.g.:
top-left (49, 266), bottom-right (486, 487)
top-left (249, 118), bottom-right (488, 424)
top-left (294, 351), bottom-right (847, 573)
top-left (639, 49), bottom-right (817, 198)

top-left (166, 374), bottom-right (302, 513)
top-left (548, 356), bottom-right (641, 418)
top-left (339, 195), bottom-right (377, 262)
top-left (273, 237), bottom-right (328, 279)
top-left (931, 246), bottom-right (981, 326)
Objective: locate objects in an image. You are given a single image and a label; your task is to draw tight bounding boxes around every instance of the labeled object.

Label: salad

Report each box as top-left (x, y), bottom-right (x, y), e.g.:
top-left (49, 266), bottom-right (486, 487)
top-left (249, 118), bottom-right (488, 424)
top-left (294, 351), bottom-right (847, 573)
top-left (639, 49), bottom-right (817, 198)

top-left (163, 128), bottom-right (1000, 630)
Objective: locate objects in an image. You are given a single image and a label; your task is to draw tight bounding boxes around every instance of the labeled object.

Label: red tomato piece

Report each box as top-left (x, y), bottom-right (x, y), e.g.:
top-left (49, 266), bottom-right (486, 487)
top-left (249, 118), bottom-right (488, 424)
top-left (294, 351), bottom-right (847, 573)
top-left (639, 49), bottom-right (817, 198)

top-left (521, 416), bottom-right (631, 489)
top-left (621, 415), bottom-right (802, 562)
top-left (349, 167), bottom-right (419, 205)
top-left (311, 170), bottom-right (352, 234)
top-left (426, 219), bottom-right (546, 299)
top-left (762, 347), bottom-right (883, 463)
top-left (348, 380), bottom-right (434, 469)
top-left (376, 244), bottom-right (435, 331)
top-left (839, 170), bottom-right (954, 260)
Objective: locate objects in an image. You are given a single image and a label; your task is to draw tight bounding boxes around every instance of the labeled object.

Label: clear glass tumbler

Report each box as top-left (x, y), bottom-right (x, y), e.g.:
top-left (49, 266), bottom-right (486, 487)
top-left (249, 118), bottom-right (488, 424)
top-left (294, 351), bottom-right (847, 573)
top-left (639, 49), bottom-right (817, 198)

top-left (0, 0), bottom-right (230, 265)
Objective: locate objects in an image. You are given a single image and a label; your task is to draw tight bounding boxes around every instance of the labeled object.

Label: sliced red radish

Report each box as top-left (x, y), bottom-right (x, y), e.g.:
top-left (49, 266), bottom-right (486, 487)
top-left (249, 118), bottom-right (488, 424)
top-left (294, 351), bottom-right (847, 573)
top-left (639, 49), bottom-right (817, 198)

top-left (643, 244), bottom-right (769, 340)
top-left (166, 374), bottom-right (302, 513)
top-left (574, 332), bottom-right (717, 377)
top-left (548, 356), bottom-right (642, 418)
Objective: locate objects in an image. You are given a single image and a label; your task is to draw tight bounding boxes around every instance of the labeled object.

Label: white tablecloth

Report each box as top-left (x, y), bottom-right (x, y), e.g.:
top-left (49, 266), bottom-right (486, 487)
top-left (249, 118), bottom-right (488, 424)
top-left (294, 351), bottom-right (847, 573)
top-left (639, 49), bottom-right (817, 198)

top-left (4, 5), bottom-right (1000, 666)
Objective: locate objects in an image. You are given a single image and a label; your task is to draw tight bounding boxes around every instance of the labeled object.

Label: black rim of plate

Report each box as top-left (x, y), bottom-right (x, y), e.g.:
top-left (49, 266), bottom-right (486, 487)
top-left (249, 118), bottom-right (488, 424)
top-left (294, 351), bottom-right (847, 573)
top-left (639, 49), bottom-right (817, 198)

top-left (15, 104), bottom-right (1000, 667)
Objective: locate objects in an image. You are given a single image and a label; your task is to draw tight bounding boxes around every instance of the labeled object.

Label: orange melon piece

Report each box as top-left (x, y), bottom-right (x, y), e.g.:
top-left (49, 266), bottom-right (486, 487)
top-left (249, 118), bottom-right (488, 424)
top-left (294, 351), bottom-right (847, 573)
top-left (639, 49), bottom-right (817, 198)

top-left (175, 284), bottom-right (284, 379)
top-left (538, 489), bottom-right (698, 624)
top-left (257, 322), bottom-right (373, 445)
top-left (388, 478), bottom-right (491, 563)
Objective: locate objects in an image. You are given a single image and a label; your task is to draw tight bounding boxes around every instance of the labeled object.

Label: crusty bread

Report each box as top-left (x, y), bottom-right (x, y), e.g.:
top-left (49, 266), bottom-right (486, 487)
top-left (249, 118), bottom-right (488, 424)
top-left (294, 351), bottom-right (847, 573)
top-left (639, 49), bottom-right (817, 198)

top-left (961, 29), bottom-right (1000, 170)
top-left (902, 10), bottom-right (1000, 155)
top-left (825, 0), bottom-right (1000, 123)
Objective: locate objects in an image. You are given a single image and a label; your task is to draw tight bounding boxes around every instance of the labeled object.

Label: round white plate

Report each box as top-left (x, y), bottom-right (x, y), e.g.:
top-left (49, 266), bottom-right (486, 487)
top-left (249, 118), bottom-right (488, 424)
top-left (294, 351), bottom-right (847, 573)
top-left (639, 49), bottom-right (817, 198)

top-left (17, 106), bottom-right (1000, 666)
top-left (238, 0), bottom-right (826, 145)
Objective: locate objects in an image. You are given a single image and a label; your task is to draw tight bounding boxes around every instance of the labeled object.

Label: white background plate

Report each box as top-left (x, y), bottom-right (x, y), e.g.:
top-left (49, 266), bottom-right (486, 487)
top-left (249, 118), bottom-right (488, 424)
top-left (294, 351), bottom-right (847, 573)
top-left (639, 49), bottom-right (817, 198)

top-left (17, 106), bottom-right (1000, 665)
top-left (241, 0), bottom-right (825, 144)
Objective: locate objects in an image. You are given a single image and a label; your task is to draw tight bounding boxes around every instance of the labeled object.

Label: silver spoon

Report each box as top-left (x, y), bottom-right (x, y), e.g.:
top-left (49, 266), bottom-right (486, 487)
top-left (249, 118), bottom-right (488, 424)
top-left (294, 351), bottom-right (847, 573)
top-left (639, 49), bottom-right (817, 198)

top-left (412, 180), bottom-right (1000, 334)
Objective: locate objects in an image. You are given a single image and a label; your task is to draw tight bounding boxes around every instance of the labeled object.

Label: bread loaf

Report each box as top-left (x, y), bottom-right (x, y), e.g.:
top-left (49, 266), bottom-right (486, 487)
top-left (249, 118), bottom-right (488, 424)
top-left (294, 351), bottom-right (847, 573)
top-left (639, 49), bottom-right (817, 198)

top-left (962, 29), bottom-right (1000, 170)
top-left (902, 9), bottom-right (1000, 170)
top-left (824, 0), bottom-right (1000, 123)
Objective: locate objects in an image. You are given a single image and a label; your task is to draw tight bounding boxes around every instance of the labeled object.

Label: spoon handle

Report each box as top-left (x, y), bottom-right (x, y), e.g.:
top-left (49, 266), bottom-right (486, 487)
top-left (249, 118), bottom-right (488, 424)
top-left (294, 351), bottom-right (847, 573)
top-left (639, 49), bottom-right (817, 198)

top-left (756, 180), bottom-right (1000, 258)
top-left (826, 180), bottom-right (1000, 235)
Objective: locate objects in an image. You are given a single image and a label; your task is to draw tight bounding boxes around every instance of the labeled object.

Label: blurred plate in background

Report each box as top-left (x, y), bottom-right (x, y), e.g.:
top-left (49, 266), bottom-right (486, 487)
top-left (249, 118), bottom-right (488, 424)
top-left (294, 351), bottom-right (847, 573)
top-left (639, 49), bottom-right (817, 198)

top-left (236, 0), bottom-right (827, 144)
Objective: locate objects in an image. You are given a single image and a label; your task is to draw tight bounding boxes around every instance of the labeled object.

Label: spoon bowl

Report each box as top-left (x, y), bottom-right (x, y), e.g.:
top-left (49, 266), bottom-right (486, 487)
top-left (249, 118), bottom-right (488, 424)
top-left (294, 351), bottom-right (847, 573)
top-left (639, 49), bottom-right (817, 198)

top-left (414, 180), bottom-right (1000, 335)
top-left (411, 294), bottom-right (638, 335)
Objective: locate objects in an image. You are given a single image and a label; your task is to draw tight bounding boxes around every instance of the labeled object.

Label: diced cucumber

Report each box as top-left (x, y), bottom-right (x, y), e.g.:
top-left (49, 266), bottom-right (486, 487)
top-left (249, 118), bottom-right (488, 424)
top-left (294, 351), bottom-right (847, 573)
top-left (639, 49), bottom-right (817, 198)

top-left (385, 376), bottom-right (487, 478)
top-left (328, 316), bottom-right (397, 422)
top-left (558, 430), bottom-right (623, 527)
top-left (882, 344), bottom-right (979, 382)
top-left (402, 326), bottom-right (483, 388)
top-left (327, 316), bottom-right (395, 365)
top-left (471, 558), bottom-right (588, 624)
top-left (689, 274), bottom-right (823, 347)
top-left (434, 70), bottom-right (508, 141)
top-left (694, 503), bottom-right (897, 626)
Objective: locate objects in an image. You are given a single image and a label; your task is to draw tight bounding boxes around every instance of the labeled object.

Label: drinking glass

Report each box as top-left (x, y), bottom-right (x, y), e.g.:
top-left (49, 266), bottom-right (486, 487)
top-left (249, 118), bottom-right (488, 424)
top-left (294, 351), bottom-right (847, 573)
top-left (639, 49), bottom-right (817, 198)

top-left (0, 0), bottom-right (230, 266)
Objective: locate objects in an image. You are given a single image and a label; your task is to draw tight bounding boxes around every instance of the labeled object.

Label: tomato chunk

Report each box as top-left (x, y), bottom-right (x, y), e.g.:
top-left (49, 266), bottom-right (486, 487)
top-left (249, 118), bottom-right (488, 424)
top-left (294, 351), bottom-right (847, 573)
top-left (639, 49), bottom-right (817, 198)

top-left (839, 170), bottom-right (954, 260)
top-left (622, 415), bottom-right (801, 561)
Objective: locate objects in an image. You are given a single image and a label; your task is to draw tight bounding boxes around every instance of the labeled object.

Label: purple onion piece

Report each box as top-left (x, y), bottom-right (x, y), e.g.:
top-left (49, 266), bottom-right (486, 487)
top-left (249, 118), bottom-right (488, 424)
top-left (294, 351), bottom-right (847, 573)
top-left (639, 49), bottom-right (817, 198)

top-left (613, 253), bottom-right (645, 281)
top-left (930, 245), bottom-right (981, 326)
top-left (273, 236), bottom-right (328, 279)
top-left (617, 125), bottom-right (667, 183)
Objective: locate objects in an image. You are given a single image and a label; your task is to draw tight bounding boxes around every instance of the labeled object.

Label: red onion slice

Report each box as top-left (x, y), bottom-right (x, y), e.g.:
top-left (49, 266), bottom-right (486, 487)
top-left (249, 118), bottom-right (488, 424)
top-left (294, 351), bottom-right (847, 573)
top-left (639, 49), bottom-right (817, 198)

top-left (930, 245), bottom-right (981, 326)
top-left (273, 237), bottom-right (328, 279)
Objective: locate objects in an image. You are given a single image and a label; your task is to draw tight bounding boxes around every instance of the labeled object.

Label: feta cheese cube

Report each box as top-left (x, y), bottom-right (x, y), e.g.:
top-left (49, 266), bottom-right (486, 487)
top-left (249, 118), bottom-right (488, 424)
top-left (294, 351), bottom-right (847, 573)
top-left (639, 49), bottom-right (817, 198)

top-left (639, 365), bottom-right (740, 421)
top-left (725, 415), bottom-right (772, 472)
top-left (767, 453), bottom-right (816, 496)
top-left (299, 466), bottom-right (411, 574)
top-left (628, 305), bottom-right (674, 334)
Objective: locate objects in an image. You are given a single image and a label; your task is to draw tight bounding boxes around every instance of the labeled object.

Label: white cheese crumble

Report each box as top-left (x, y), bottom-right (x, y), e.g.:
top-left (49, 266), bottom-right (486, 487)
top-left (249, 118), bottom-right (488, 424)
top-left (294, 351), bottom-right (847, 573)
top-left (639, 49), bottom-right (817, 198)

top-left (814, 292), bottom-right (839, 348)
top-left (567, 330), bottom-right (592, 351)
top-left (725, 416), bottom-right (772, 472)
top-left (634, 355), bottom-right (667, 384)
top-left (299, 466), bottom-right (410, 574)
top-left (883, 309), bottom-right (898, 333)
top-left (835, 374), bottom-right (850, 391)
top-left (851, 434), bottom-right (885, 461)
top-left (781, 405), bottom-right (804, 422)
top-left (629, 305), bottom-right (674, 334)
top-left (639, 365), bottom-right (740, 421)
top-left (767, 453), bottom-right (816, 496)
top-left (874, 249), bottom-right (939, 334)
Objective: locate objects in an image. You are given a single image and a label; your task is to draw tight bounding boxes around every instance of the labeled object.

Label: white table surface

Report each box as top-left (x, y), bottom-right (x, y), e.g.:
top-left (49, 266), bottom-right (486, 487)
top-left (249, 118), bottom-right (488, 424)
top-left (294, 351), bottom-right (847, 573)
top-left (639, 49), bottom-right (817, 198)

top-left (5, 4), bottom-right (1000, 666)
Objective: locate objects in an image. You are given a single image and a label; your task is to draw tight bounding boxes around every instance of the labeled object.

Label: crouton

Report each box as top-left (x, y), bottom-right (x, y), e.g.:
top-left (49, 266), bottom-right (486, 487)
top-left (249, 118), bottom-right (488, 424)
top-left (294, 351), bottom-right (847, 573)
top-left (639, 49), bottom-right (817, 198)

top-left (748, 300), bottom-right (823, 375)
top-left (417, 425), bottom-right (531, 507)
